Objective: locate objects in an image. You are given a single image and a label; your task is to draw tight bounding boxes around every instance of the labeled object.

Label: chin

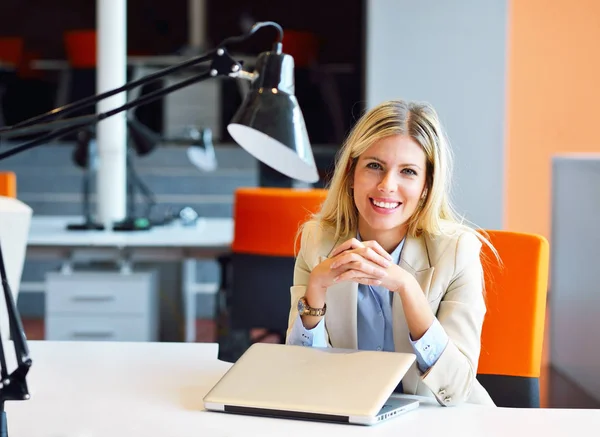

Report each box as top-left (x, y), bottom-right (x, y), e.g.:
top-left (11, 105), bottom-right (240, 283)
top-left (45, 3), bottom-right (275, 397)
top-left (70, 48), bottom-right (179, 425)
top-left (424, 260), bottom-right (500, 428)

top-left (364, 215), bottom-right (409, 233)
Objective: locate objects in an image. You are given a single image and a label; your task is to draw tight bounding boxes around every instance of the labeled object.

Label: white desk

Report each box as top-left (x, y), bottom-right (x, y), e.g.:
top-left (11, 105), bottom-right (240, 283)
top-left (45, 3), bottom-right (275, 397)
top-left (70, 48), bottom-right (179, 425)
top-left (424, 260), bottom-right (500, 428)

top-left (4, 340), bottom-right (599, 436)
top-left (26, 215), bottom-right (234, 342)
top-left (27, 215), bottom-right (233, 258)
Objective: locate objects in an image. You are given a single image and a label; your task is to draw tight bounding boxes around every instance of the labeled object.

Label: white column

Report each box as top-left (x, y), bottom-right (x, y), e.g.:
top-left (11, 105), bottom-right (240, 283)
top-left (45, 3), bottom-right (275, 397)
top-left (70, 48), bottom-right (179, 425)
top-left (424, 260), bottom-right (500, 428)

top-left (96, 0), bottom-right (127, 226)
top-left (189, 0), bottom-right (207, 50)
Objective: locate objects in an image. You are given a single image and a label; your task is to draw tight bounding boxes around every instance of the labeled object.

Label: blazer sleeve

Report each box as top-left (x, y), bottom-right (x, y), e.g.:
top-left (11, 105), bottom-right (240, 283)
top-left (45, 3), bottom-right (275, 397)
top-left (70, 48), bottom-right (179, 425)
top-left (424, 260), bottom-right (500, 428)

top-left (285, 222), bottom-right (331, 346)
top-left (420, 231), bottom-right (486, 406)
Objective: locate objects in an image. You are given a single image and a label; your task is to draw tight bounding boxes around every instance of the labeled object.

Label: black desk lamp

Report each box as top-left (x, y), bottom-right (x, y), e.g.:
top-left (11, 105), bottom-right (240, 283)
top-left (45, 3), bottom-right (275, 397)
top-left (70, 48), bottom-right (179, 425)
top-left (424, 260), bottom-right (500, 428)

top-left (67, 118), bottom-right (160, 231)
top-left (0, 198), bottom-right (32, 437)
top-left (0, 21), bottom-right (319, 436)
top-left (0, 20), bottom-right (319, 229)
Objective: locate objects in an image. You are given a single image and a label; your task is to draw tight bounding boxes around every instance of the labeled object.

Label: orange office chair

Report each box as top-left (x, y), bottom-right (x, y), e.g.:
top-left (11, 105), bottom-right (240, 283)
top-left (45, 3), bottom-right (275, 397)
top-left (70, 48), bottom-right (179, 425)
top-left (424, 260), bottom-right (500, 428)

top-left (0, 37), bottom-right (23, 67)
top-left (476, 230), bottom-right (550, 407)
top-left (216, 187), bottom-right (328, 362)
top-left (0, 172), bottom-right (17, 198)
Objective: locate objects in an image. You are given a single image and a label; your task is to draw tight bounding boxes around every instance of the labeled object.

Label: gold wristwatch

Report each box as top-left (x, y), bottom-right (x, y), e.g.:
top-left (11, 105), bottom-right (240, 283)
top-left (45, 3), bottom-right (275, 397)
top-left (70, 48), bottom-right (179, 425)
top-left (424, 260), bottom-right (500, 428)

top-left (297, 296), bottom-right (327, 317)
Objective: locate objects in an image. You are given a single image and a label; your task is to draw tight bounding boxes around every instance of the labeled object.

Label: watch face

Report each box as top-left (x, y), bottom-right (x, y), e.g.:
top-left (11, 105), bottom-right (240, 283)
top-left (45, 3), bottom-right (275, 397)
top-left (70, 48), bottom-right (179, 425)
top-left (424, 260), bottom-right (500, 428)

top-left (297, 298), bottom-right (306, 313)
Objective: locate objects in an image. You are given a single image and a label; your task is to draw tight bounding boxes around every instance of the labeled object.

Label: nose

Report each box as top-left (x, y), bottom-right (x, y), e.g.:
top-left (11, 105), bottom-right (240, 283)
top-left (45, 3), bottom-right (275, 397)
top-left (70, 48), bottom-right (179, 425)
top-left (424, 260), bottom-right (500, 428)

top-left (377, 171), bottom-right (397, 193)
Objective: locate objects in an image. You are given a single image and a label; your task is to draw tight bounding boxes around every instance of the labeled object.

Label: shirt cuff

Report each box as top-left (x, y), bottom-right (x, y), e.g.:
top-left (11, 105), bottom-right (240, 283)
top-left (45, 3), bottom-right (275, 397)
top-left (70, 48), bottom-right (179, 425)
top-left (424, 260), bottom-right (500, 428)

top-left (408, 318), bottom-right (449, 373)
top-left (286, 313), bottom-right (328, 347)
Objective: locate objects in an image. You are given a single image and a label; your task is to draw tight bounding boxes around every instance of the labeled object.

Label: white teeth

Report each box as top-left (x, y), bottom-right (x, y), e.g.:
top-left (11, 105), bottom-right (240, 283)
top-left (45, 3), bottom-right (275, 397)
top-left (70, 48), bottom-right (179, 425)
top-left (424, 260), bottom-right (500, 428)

top-left (372, 200), bottom-right (400, 209)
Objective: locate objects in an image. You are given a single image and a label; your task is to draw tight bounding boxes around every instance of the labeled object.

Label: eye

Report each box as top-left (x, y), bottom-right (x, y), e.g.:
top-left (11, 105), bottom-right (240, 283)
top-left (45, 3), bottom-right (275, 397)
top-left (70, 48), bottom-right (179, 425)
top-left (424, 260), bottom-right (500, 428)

top-left (402, 168), bottom-right (418, 176)
top-left (366, 162), bottom-right (383, 170)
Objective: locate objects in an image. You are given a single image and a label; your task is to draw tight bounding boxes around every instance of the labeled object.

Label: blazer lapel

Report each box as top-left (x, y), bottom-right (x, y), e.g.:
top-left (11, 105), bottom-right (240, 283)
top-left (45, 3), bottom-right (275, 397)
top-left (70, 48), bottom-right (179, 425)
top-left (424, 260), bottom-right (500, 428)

top-left (398, 233), bottom-right (435, 297)
top-left (393, 233), bottom-right (435, 394)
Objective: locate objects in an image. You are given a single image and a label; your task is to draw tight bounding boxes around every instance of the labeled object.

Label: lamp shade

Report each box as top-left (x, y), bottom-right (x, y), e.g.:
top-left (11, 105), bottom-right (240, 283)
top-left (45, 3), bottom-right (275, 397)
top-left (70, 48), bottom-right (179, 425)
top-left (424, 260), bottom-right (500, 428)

top-left (227, 51), bottom-right (319, 184)
top-left (0, 196), bottom-right (31, 341)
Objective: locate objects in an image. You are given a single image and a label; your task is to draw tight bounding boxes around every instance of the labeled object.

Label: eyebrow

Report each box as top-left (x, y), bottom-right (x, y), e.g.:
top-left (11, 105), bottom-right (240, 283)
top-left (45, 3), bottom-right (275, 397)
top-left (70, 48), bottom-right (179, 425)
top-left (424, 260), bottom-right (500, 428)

top-left (362, 156), bottom-right (423, 170)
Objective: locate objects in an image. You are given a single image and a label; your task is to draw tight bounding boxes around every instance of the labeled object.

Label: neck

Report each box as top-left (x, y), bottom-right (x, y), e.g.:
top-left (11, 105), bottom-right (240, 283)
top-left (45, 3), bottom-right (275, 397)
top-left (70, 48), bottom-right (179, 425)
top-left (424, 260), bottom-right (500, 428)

top-left (358, 223), bottom-right (407, 254)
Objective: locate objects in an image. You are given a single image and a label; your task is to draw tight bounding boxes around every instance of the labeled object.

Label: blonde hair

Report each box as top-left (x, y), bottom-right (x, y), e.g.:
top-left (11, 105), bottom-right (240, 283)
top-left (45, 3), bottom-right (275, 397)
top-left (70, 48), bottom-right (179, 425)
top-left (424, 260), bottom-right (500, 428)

top-left (303, 99), bottom-right (499, 259)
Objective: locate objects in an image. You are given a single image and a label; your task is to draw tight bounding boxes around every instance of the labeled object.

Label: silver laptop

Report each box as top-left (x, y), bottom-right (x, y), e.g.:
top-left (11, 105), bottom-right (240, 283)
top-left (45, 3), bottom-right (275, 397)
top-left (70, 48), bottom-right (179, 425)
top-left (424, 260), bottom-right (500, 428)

top-left (203, 342), bottom-right (419, 426)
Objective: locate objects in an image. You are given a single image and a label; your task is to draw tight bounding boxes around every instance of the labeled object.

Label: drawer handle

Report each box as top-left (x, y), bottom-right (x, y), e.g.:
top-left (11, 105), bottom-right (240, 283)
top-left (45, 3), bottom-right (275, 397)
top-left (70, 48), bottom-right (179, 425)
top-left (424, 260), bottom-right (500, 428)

top-left (71, 295), bottom-right (116, 303)
top-left (71, 331), bottom-right (115, 339)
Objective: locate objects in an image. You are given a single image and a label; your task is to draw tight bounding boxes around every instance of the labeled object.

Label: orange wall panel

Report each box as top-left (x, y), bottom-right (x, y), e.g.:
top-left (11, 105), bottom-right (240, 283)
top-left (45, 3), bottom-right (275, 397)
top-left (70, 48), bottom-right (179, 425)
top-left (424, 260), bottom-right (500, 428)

top-left (506, 0), bottom-right (600, 238)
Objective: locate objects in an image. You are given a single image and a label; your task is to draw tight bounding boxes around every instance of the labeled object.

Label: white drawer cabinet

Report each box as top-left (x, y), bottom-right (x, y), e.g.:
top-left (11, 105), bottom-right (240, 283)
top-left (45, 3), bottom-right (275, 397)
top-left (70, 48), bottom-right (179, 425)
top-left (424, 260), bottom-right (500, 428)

top-left (45, 315), bottom-right (152, 342)
top-left (45, 271), bottom-right (159, 342)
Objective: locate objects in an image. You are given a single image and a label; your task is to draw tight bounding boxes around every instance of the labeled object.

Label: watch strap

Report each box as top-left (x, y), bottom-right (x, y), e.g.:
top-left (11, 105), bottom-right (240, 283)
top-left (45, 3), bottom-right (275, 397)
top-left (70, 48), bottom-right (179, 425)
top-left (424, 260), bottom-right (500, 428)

top-left (299, 296), bottom-right (327, 317)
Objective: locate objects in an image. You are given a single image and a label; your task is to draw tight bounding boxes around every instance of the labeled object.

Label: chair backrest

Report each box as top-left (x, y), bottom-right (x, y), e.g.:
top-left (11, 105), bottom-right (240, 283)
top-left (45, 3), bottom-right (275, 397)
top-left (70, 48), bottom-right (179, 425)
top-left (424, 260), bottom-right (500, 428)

top-left (0, 172), bottom-right (17, 198)
top-left (232, 187), bottom-right (328, 257)
top-left (64, 30), bottom-right (97, 68)
top-left (228, 187), bottom-right (328, 334)
top-left (476, 230), bottom-right (549, 407)
top-left (0, 37), bottom-right (23, 66)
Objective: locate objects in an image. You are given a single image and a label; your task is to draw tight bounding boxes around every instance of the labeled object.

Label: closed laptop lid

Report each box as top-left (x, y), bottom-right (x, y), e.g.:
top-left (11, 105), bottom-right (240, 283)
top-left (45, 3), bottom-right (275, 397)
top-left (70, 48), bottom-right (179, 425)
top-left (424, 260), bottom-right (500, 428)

top-left (203, 343), bottom-right (416, 417)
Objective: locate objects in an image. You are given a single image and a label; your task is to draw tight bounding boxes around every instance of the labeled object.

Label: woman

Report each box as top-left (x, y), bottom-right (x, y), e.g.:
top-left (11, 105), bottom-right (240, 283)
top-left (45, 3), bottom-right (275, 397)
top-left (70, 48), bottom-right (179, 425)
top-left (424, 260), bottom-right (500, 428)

top-left (286, 99), bottom-right (497, 407)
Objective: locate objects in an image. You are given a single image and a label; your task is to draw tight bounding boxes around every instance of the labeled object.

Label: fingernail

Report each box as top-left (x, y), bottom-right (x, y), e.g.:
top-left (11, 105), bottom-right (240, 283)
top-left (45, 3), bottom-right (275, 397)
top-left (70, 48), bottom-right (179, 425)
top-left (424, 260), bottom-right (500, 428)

top-left (330, 263), bottom-right (336, 269)
top-left (333, 276), bottom-right (338, 282)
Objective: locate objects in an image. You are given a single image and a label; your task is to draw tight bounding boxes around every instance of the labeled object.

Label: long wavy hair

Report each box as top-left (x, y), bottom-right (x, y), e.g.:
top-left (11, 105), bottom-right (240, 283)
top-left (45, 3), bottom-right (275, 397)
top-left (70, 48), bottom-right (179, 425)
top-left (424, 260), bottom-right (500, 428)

top-left (303, 99), bottom-right (498, 259)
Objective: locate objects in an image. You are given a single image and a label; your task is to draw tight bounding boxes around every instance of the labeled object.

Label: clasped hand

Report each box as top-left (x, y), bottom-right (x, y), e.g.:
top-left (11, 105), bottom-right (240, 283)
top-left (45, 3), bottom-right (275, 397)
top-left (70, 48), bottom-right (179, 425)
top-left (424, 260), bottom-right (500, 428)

top-left (309, 238), bottom-right (409, 293)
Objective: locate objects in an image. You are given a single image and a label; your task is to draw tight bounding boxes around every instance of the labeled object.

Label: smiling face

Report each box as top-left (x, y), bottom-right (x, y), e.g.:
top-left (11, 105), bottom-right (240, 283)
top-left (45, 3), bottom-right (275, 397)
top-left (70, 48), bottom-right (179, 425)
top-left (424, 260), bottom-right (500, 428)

top-left (352, 134), bottom-right (428, 250)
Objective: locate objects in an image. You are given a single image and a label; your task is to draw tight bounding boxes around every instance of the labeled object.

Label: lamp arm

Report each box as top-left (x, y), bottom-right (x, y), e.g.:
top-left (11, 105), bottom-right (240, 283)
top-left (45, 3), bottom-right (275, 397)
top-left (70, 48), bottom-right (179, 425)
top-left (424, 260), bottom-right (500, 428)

top-left (0, 115), bottom-right (100, 138)
top-left (0, 69), bottom-right (204, 160)
top-left (0, 20), bottom-right (281, 134)
top-left (0, 48), bottom-right (248, 161)
top-left (0, 50), bottom-right (217, 134)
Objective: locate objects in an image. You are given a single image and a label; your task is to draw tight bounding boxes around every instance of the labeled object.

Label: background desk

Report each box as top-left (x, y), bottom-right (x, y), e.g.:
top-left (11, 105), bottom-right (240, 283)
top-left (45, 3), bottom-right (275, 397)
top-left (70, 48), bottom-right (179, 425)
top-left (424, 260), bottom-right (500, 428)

top-left (5, 340), bottom-right (600, 436)
top-left (26, 215), bottom-right (233, 342)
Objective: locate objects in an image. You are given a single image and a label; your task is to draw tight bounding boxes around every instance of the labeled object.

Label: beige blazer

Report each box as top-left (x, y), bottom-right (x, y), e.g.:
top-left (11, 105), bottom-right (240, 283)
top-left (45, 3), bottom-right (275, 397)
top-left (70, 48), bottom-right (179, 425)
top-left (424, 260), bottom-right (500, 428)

top-left (286, 220), bottom-right (495, 407)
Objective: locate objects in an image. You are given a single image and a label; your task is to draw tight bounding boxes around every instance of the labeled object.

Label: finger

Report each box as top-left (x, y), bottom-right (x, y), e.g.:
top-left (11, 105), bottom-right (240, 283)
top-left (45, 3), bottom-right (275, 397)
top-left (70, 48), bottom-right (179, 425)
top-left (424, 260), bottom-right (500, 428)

top-left (330, 252), bottom-right (363, 269)
top-left (334, 270), bottom-right (383, 284)
top-left (333, 261), bottom-right (387, 278)
top-left (330, 238), bottom-right (364, 258)
top-left (331, 251), bottom-right (389, 271)
top-left (359, 247), bottom-right (391, 268)
top-left (354, 277), bottom-right (383, 286)
top-left (362, 241), bottom-right (393, 261)
top-left (334, 275), bottom-right (382, 286)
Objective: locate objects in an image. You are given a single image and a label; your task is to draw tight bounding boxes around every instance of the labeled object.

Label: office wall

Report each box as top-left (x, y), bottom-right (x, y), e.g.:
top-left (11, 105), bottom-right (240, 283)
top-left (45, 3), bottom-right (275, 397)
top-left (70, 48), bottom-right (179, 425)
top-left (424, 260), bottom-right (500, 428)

top-left (365, 0), bottom-right (508, 230)
top-left (505, 0), bottom-right (600, 239)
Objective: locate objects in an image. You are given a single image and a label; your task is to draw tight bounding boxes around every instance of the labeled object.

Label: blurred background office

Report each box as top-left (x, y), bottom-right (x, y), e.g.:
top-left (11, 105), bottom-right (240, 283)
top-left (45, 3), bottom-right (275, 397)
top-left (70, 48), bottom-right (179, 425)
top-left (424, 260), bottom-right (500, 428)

top-left (0, 0), bottom-right (598, 410)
